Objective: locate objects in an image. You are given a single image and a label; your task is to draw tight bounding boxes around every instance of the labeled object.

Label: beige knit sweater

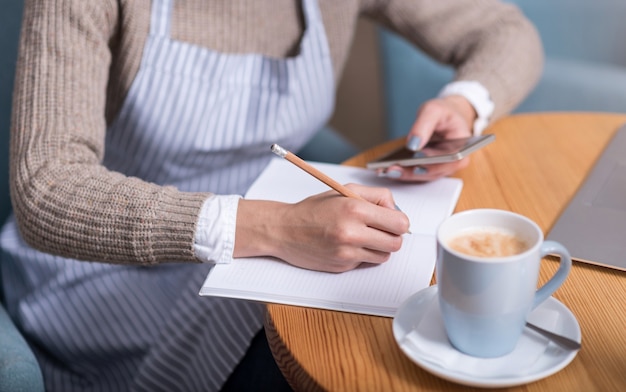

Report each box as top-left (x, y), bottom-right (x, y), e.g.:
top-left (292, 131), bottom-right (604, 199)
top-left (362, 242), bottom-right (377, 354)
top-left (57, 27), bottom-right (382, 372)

top-left (10, 0), bottom-right (543, 265)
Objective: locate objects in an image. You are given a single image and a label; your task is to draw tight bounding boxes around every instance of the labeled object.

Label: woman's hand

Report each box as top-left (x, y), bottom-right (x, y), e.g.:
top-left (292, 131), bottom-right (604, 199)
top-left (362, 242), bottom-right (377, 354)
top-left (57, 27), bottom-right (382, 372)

top-left (379, 95), bottom-right (477, 181)
top-left (234, 184), bottom-right (410, 273)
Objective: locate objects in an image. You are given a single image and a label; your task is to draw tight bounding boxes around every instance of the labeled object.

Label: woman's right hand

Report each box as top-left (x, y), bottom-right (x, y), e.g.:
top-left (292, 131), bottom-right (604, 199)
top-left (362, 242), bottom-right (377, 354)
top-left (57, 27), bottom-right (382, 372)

top-left (234, 184), bottom-right (410, 273)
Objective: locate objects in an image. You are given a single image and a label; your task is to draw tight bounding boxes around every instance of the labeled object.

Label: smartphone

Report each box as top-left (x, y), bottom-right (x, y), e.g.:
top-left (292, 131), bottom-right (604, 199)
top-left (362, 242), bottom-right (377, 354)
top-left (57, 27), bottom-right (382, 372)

top-left (366, 134), bottom-right (495, 169)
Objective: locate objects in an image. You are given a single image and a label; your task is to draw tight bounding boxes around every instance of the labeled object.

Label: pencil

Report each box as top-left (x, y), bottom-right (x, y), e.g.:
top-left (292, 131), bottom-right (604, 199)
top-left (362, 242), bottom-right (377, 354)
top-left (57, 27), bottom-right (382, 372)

top-left (270, 144), bottom-right (366, 201)
top-left (270, 144), bottom-right (411, 233)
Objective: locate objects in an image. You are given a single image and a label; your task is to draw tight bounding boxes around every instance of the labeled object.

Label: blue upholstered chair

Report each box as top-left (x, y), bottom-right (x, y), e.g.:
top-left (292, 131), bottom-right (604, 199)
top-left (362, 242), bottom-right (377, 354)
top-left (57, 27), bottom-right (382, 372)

top-left (1, 2), bottom-right (45, 391)
top-left (379, 0), bottom-right (626, 139)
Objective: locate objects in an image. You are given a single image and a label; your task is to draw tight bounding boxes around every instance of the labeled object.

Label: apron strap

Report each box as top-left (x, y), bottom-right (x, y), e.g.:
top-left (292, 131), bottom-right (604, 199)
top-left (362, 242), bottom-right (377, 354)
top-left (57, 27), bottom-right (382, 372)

top-left (149, 0), bottom-right (173, 38)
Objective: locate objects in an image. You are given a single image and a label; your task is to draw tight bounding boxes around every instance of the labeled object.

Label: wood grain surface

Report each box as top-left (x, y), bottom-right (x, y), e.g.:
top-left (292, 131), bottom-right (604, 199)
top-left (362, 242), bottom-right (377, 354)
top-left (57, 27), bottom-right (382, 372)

top-left (266, 113), bottom-right (626, 391)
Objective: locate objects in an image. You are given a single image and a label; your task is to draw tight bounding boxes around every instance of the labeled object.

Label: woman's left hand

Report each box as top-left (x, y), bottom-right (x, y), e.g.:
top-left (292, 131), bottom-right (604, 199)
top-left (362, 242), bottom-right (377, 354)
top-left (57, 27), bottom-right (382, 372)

top-left (378, 95), bottom-right (477, 182)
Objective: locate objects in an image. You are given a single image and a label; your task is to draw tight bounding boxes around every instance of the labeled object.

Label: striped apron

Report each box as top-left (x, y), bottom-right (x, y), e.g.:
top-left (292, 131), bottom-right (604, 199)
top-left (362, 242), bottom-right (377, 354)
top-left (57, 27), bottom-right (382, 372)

top-left (0, 0), bottom-right (335, 390)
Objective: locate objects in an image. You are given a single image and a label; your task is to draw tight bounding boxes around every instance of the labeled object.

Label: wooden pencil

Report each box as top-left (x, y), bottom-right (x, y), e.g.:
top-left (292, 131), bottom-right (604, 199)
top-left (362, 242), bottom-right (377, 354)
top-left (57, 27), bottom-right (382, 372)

top-left (270, 143), bottom-right (411, 233)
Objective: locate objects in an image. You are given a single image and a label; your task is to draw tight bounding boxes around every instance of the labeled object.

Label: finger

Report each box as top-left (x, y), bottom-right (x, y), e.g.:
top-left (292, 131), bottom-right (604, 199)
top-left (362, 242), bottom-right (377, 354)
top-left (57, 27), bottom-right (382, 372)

top-left (325, 248), bottom-right (392, 273)
top-left (359, 248), bottom-right (393, 265)
top-left (322, 228), bottom-right (401, 270)
top-left (351, 200), bottom-right (410, 236)
top-left (367, 211), bottom-right (410, 238)
top-left (418, 157), bottom-right (470, 180)
top-left (362, 223), bottom-right (406, 250)
top-left (346, 229), bottom-right (402, 263)
top-left (334, 186), bottom-right (410, 234)
top-left (343, 183), bottom-right (398, 210)
top-left (380, 158), bottom-right (470, 182)
top-left (406, 100), bottom-right (447, 150)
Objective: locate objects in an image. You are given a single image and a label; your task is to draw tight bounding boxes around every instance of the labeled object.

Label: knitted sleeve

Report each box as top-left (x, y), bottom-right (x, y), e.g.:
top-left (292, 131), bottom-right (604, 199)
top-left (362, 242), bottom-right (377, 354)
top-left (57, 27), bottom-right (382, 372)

top-left (10, 0), bottom-right (208, 265)
top-left (365, 0), bottom-right (544, 119)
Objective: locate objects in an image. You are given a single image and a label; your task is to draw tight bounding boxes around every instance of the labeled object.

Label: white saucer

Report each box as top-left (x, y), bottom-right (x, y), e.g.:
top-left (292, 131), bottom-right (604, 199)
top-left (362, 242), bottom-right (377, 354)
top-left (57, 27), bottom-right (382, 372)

top-left (393, 285), bottom-right (581, 388)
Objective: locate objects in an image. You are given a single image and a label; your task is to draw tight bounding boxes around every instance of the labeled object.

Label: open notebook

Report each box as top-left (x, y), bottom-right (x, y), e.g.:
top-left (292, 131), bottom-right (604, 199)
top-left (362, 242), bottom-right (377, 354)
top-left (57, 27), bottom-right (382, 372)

top-left (200, 158), bottom-right (462, 317)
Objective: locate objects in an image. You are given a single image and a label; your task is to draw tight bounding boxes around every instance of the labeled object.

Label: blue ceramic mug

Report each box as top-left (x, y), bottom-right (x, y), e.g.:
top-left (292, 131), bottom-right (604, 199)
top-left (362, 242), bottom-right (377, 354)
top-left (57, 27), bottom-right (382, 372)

top-left (436, 209), bottom-right (571, 358)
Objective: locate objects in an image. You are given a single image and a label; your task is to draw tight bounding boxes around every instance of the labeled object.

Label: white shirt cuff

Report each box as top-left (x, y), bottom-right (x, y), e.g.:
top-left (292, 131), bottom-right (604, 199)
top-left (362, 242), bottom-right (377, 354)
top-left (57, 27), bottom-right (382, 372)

top-left (194, 194), bottom-right (241, 264)
top-left (438, 81), bottom-right (495, 136)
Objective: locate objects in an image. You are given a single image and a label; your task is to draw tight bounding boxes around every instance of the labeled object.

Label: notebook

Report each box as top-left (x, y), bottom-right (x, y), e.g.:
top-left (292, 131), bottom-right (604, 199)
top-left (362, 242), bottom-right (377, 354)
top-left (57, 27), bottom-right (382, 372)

top-left (547, 124), bottom-right (626, 271)
top-left (200, 158), bottom-right (463, 317)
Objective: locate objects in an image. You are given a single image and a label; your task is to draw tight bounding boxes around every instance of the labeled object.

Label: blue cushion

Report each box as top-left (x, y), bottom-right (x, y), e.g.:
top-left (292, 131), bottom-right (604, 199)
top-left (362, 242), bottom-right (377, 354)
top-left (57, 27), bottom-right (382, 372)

top-left (297, 126), bottom-right (360, 163)
top-left (505, 0), bottom-right (626, 67)
top-left (0, 0), bottom-right (22, 225)
top-left (1, 4), bottom-right (43, 391)
top-left (517, 59), bottom-right (626, 114)
top-left (0, 306), bottom-right (44, 392)
top-left (378, 29), bottom-right (453, 139)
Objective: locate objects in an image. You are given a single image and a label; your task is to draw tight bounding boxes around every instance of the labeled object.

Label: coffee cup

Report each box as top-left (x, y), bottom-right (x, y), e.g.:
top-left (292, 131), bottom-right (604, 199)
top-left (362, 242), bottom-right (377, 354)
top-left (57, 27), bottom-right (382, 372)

top-left (435, 209), bottom-right (571, 358)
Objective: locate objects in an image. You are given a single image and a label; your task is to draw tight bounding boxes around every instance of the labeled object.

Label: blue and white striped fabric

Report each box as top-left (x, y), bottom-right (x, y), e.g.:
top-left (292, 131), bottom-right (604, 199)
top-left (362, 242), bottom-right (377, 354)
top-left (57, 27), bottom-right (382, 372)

top-left (104, 0), bottom-right (334, 195)
top-left (0, 0), bottom-right (335, 390)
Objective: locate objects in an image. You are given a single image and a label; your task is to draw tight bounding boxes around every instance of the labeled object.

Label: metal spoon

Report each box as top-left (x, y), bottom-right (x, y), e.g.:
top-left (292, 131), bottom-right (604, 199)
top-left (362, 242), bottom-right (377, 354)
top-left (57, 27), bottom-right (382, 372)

top-left (526, 322), bottom-right (581, 351)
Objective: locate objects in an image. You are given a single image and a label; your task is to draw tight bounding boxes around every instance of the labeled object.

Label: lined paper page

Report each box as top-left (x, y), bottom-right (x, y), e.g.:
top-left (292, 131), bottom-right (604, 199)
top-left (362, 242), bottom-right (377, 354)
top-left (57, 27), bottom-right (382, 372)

top-left (200, 158), bottom-right (462, 317)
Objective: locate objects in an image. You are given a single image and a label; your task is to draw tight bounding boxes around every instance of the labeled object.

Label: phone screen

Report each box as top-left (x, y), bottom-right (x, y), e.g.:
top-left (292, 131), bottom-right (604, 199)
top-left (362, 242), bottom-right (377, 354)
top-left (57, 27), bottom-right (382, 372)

top-left (366, 135), bottom-right (494, 169)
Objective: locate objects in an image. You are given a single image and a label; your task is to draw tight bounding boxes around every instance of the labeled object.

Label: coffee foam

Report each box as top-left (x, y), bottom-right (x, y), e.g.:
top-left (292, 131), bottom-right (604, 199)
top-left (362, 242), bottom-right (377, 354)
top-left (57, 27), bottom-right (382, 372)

top-left (447, 227), bottom-right (528, 258)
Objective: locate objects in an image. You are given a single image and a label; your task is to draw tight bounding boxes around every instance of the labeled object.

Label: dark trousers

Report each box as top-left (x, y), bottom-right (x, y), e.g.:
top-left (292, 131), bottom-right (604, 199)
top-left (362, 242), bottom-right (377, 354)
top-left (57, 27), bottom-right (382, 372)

top-left (221, 328), bottom-right (293, 392)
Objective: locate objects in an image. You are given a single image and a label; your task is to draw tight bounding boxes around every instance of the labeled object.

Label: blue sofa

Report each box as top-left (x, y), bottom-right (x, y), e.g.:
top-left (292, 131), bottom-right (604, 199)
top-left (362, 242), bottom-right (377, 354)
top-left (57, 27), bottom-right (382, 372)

top-left (1, 2), bottom-right (45, 391)
top-left (379, 0), bottom-right (626, 139)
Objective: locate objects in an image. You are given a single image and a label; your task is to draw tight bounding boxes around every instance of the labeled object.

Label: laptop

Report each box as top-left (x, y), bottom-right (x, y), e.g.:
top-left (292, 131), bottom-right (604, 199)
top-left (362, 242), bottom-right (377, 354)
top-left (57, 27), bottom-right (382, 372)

top-left (547, 123), bottom-right (626, 271)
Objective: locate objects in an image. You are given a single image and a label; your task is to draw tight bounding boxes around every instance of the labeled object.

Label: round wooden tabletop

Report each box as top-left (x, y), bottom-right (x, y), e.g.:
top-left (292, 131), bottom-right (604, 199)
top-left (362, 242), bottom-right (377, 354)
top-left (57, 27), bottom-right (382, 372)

top-left (265, 113), bottom-right (626, 391)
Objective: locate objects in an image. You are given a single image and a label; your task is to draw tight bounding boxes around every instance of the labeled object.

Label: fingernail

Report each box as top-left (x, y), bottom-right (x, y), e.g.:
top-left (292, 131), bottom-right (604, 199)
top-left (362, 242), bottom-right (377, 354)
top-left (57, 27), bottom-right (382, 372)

top-left (413, 167), bottom-right (428, 175)
top-left (406, 136), bottom-right (421, 151)
top-left (386, 169), bottom-right (402, 178)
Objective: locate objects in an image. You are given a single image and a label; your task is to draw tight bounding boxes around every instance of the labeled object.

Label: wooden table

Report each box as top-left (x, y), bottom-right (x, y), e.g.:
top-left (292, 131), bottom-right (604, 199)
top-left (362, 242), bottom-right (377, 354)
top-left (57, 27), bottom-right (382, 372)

top-left (265, 113), bottom-right (626, 391)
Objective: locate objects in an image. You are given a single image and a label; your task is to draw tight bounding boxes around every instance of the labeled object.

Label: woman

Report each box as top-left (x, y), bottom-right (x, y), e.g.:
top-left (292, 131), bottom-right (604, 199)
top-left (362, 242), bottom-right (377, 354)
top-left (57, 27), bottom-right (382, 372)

top-left (0, 0), bottom-right (542, 390)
